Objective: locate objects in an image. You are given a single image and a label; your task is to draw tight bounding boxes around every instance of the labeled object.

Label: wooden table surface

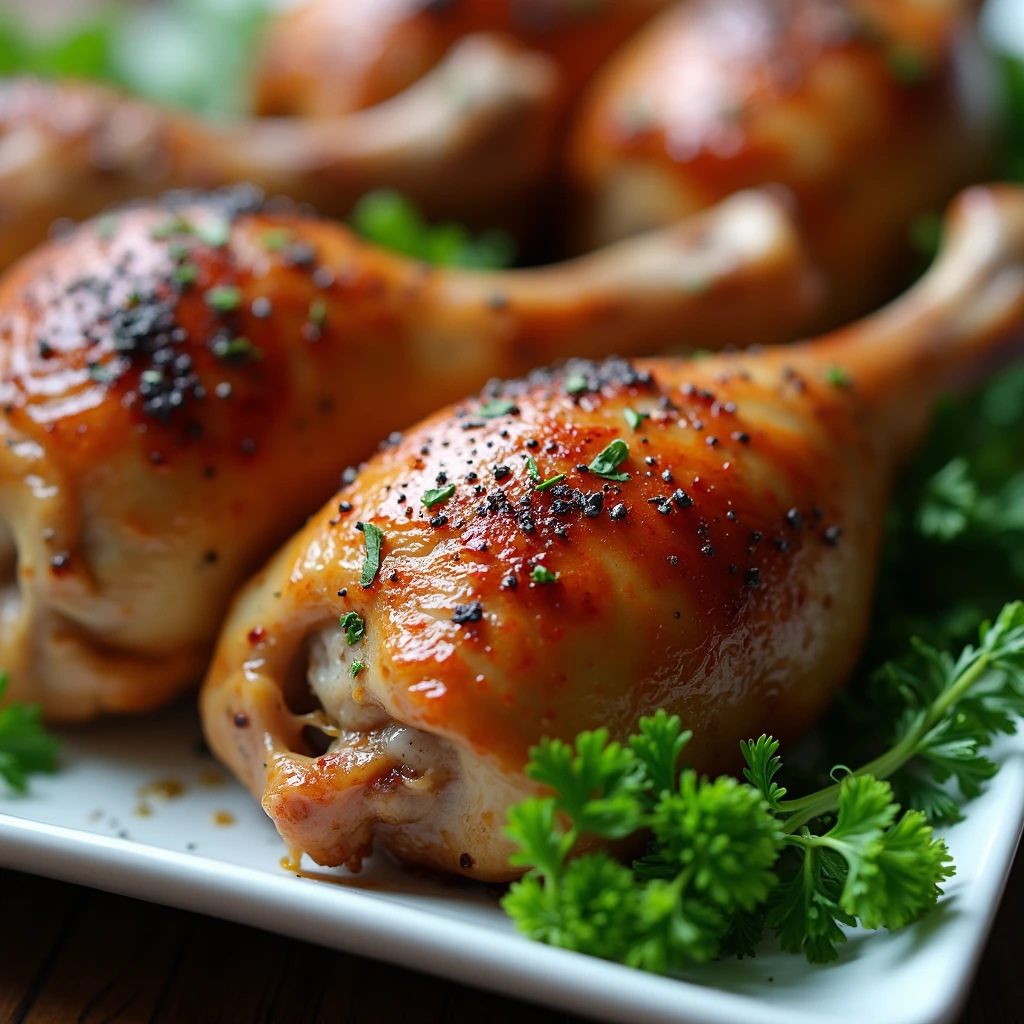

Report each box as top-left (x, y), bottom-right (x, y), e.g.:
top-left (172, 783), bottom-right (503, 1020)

top-left (1, 848), bottom-right (1021, 1024)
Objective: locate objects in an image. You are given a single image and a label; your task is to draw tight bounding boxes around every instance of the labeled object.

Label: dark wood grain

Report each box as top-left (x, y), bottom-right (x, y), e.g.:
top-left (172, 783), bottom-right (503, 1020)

top-left (1, 851), bottom-right (1021, 1024)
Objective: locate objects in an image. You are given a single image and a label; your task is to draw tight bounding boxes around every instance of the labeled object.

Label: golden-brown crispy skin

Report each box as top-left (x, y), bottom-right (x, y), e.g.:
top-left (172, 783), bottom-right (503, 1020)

top-left (567, 0), bottom-right (998, 326)
top-left (0, 35), bottom-right (559, 273)
top-left (0, 185), bottom-right (814, 721)
top-left (200, 185), bottom-right (1024, 881)
top-left (254, 0), bottom-right (670, 117)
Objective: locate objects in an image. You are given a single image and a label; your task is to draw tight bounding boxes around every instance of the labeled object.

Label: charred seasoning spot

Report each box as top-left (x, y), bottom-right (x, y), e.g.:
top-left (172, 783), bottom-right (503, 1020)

top-left (824, 525), bottom-right (844, 546)
top-left (453, 601), bottom-right (484, 624)
top-left (460, 852), bottom-right (474, 869)
top-left (248, 626), bottom-right (266, 645)
top-left (233, 712), bottom-right (250, 728)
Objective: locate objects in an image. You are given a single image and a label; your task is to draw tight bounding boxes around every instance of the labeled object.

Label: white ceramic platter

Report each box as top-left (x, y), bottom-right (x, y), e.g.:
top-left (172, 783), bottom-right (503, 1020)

top-left (3, 4), bottom-right (1024, 1021)
top-left (0, 702), bottom-right (1022, 1024)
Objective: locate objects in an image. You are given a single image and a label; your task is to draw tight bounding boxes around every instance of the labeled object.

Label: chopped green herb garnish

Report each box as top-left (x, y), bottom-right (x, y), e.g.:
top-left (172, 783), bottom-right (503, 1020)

top-left (356, 522), bottom-right (385, 588)
top-left (422, 484), bottom-right (456, 508)
top-left (478, 399), bottom-right (518, 419)
top-left (88, 363), bottom-right (115, 384)
top-left (309, 298), bottom-right (328, 328)
top-left (197, 218), bottom-right (231, 249)
top-left (339, 611), bottom-right (365, 645)
top-left (588, 439), bottom-right (631, 482)
top-left (139, 369), bottom-right (164, 386)
top-left (526, 454), bottom-right (565, 491)
top-left (172, 262), bottom-right (199, 286)
top-left (150, 216), bottom-right (193, 241)
top-left (350, 660), bottom-right (365, 679)
top-left (825, 366), bottom-right (852, 388)
top-left (624, 408), bottom-right (649, 431)
top-left (536, 474), bottom-right (566, 492)
top-left (261, 228), bottom-right (293, 252)
top-left (211, 336), bottom-right (261, 362)
top-left (565, 373), bottom-right (588, 396)
top-left (530, 566), bottom-right (559, 585)
top-left (205, 286), bottom-right (242, 313)
top-left (0, 672), bottom-right (59, 793)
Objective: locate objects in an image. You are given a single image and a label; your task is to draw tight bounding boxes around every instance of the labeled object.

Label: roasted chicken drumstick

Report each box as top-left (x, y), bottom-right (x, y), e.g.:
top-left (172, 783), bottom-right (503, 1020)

top-left (254, 0), bottom-right (670, 118)
top-left (202, 184), bottom-right (1024, 881)
top-left (567, 0), bottom-right (997, 326)
top-left (0, 34), bottom-right (559, 273)
top-left (0, 186), bottom-right (812, 721)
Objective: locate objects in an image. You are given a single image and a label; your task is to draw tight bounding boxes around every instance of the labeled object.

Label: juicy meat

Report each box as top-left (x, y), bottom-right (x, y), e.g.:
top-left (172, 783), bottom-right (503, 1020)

top-left (201, 185), bottom-right (1024, 881)
top-left (0, 185), bottom-right (812, 721)
top-left (566, 0), bottom-right (998, 326)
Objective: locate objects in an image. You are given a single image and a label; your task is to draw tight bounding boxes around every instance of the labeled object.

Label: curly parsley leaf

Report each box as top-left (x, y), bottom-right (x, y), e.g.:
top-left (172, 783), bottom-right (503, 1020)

top-left (648, 772), bottom-right (783, 911)
top-left (505, 797), bottom-right (573, 881)
top-left (741, 735), bottom-right (788, 812)
top-left (768, 846), bottom-right (854, 964)
top-left (0, 673), bottom-right (59, 793)
top-left (629, 710), bottom-right (691, 801)
top-left (525, 731), bottom-right (644, 840)
top-left (503, 852), bottom-right (639, 960)
top-left (627, 883), bottom-right (728, 971)
top-left (502, 609), bottom-right (1015, 971)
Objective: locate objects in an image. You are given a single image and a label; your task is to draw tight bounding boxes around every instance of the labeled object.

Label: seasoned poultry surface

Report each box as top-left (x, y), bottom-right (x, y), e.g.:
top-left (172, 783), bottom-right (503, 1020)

top-left (255, 0), bottom-right (670, 117)
top-left (0, 35), bottom-right (559, 273)
top-left (201, 186), bottom-right (1024, 881)
top-left (567, 0), bottom-right (997, 326)
top-left (0, 186), bottom-right (813, 720)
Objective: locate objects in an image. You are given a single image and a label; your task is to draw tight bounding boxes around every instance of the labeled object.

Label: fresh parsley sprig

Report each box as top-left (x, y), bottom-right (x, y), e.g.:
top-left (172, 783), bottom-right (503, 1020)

top-left (504, 606), bottom-right (1024, 971)
top-left (0, 673), bottom-right (59, 793)
top-left (776, 602), bottom-right (1024, 832)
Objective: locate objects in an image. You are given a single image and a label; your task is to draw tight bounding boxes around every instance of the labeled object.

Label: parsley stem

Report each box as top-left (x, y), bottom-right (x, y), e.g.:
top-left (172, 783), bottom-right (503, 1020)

top-left (778, 649), bottom-right (993, 833)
